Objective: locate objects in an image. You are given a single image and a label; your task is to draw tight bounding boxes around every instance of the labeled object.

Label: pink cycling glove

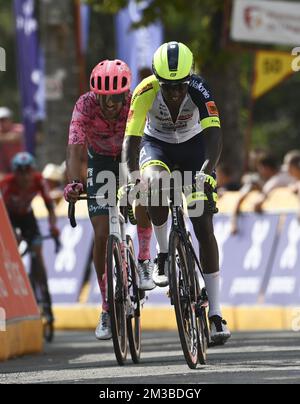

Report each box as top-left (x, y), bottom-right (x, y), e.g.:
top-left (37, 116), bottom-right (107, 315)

top-left (64, 182), bottom-right (84, 202)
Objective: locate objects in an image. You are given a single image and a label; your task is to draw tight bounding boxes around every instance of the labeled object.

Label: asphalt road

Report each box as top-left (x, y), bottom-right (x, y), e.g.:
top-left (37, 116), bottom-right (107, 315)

top-left (1, 330), bottom-right (300, 384)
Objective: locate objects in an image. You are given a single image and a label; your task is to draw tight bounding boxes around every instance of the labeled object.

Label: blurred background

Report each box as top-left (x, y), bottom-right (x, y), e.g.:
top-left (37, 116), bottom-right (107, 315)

top-left (1, 1), bottom-right (300, 339)
top-left (0, 0), bottom-right (299, 180)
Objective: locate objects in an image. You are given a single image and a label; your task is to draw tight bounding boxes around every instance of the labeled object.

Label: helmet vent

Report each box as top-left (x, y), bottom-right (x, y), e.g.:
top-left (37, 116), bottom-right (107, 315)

top-left (113, 76), bottom-right (118, 90)
top-left (105, 76), bottom-right (110, 91)
top-left (122, 77), bottom-right (127, 88)
top-left (167, 42), bottom-right (179, 71)
top-left (97, 77), bottom-right (102, 91)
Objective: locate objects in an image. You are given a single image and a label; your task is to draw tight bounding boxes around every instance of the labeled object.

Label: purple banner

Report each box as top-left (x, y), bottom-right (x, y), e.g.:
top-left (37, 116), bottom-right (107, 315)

top-left (214, 213), bottom-right (280, 305)
top-left (264, 214), bottom-right (300, 305)
top-left (14, 0), bottom-right (44, 153)
top-left (23, 217), bottom-right (94, 303)
top-left (115, 0), bottom-right (163, 89)
top-left (80, 4), bottom-right (90, 55)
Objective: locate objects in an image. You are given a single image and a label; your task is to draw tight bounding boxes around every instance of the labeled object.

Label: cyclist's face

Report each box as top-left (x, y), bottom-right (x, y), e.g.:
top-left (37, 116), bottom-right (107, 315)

top-left (97, 93), bottom-right (126, 120)
top-left (160, 82), bottom-right (189, 105)
top-left (15, 167), bottom-right (34, 187)
top-left (0, 117), bottom-right (12, 132)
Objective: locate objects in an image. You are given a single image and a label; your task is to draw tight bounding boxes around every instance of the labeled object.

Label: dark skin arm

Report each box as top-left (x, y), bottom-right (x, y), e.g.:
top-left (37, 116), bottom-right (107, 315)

top-left (66, 144), bottom-right (85, 202)
top-left (122, 136), bottom-right (142, 182)
top-left (66, 144), bottom-right (84, 181)
top-left (202, 127), bottom-right (223, 175)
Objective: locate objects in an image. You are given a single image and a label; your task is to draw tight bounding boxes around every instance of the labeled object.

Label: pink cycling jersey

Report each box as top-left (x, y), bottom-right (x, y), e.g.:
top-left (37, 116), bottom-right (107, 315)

top-left (68, 91), bottom-right (131, 157)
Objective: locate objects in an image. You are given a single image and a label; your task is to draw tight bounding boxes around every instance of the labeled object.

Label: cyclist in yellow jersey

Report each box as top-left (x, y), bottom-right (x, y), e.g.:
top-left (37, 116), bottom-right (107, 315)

top-left (122, 42), bottom-right (231, 344)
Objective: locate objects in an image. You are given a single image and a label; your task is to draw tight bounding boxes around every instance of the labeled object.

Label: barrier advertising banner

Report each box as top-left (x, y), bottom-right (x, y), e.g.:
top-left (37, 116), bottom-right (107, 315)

top-left (0, 194), bottom-right (42, 360)
top-left (265, 214), bottom-right (300, 305)
top-left (23, 217), bottom-right (94, 303)
top-left (214, 213), bottom-right (279, 305)
top-left (0, 195), bottom-right (39, 320)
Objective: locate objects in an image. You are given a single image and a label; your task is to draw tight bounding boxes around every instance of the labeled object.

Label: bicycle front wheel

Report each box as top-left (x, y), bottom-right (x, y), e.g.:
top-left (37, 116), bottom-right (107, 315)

top-left (107, 235), bottom-right (128, 365)
top-left (126, 235), bottom-right (141, 364)
top-left (169, 230), bottom-right (198, 369)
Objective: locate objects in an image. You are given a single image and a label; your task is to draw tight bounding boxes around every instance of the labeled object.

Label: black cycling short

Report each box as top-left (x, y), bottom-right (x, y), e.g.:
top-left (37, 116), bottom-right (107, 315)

top-left (87, 147), bottom-right (120, 217)
top-left (9, 211), bottom-right (42, 245)
top-left (139, 133), bottom-right (217, 208)
top-left (139, 133), bottom-right (206, 176)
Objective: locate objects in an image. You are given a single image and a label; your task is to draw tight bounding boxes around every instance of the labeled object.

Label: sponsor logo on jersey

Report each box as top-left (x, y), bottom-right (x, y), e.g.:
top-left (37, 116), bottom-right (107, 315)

top-left (137, 83), bottom-right (153, 96)
top-left (132, 83), bottom-right (153, 103)
top-left (178, 113), bottom-right (193, 121)
top-left (190, 79), bottom-right (210, 99)
top-left (205, 101), bottom-right (219, 116)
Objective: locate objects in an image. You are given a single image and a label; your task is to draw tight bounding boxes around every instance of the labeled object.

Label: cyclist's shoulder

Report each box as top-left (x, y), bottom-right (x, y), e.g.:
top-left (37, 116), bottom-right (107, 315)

top-left (188, 74), bottom-right (213, 100)
top-left (74, 91), bottom-right (97, 115)
top-left (131, 75), bottom-right (159, 103)
top-left (0, 173), bottom-right (14, 187)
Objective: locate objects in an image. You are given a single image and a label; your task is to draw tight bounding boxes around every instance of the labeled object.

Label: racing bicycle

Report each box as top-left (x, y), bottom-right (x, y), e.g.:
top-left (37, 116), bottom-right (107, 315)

top-left (68, 197), bottom-right (142, 365)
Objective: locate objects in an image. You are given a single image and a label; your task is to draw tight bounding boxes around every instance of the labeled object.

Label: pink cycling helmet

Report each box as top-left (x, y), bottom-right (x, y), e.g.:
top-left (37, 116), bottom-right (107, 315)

top-left (90, 59), bottom-right (131, 95)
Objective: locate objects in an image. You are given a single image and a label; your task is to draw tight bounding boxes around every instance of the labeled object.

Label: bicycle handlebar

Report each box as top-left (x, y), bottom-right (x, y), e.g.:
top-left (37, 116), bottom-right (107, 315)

top-left (68, 195), bottom-right (137, 228)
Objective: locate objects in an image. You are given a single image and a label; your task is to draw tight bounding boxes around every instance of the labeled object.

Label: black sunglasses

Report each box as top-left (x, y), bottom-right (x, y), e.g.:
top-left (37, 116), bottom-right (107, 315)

top-left (98, 93), bottom-right (126, 103)
top-left (159, 80), bottom-right (190, 92)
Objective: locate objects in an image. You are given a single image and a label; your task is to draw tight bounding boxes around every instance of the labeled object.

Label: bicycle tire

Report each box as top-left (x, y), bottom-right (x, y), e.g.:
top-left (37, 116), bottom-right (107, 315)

top-left (185, 233), bottom-right (207, 365)
top-left (107, 235), bottom-right (128, 365)
top-left (126, 235), bottom-right (141, 364)
top-left (169, 230), bottom-right (198, 369)
top-left (195, 284), bottom-right (208, 365)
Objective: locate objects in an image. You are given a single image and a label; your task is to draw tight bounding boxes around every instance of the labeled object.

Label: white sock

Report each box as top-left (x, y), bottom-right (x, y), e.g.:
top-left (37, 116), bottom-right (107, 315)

top-left (203, 272), bottom-right (222, 318)
top-left (152, 221), bottom-right (169, 254)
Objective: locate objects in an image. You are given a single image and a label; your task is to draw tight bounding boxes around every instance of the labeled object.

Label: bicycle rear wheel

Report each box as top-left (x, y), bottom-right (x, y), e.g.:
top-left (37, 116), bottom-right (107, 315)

top-left (126, 235), bottom-right (141, 363)
top-left (185, 235), bottom-right (207, 365)
top-left (169, 230), bottom-right (198, 369)
top-left (107, 235), bottom-right (127, 365)
top-left (195, 287), bottom-right (209, 365)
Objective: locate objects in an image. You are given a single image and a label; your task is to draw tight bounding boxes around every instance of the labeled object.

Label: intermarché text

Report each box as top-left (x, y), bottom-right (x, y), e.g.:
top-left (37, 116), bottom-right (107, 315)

top-left (99, 388), bottom-right (202, 401)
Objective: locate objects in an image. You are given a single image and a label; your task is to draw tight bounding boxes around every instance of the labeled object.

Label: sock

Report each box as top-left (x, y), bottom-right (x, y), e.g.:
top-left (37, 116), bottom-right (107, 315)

top-left (152, 221), bottom-right (169, 254)
top-left (203, 272), bottom-right (222, 318)
top-left (137, 225), bottom-right (152, 261)
top-left (98, 273), bottom-right (109, 312)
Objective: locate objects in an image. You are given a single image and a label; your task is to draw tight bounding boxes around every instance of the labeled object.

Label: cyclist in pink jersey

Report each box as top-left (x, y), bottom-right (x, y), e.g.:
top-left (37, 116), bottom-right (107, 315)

top-left (64, 60), bottom-right (154, 340)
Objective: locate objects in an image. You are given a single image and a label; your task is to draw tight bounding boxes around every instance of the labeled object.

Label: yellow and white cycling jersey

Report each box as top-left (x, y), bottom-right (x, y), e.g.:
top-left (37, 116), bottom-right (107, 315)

top-left (125, 74), bottom-right (221, 144)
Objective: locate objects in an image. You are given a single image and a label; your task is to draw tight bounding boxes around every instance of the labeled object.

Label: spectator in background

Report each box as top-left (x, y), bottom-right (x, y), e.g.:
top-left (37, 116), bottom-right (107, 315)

top-left (230, 151), bottom-right (294, 234)
top-left (0, 107), bottom-right (24, 179)
top-left (285, 151), bottom-right (300, 221)
top-left (253, 152), bottom-right (294, 212)
top-left (216, 162), bottom-right (241, 197)
top-left (42, 163), bottom-right (65, 205)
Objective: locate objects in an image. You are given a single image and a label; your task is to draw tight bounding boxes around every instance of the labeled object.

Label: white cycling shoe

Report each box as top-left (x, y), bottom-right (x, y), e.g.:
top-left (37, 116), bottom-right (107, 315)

top-left (95, 311), bottom-right (112, 340)
top-left (138, 259), bottom-right (156, 291)
top-left (209, 315), bottom-right (231, 344)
